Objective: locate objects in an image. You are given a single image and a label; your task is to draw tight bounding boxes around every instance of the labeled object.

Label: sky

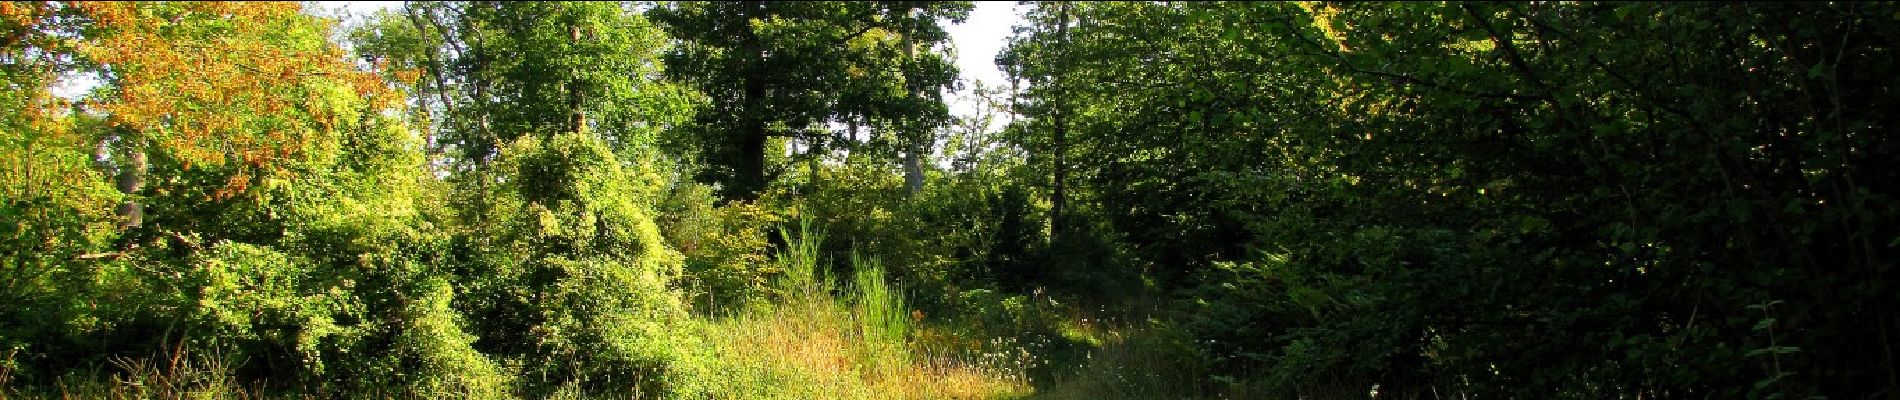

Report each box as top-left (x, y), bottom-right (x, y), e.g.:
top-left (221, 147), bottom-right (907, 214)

top-left (947, 2), bottom-right (1022, 91)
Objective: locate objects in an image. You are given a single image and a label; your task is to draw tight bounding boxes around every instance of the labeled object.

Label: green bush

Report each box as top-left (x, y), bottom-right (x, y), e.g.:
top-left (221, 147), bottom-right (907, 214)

top-left (351, 276), bottom-right (511, 399)
top-left (459, 132), bottom-right (694, 398)
top-left (185, 242), bottom-right (363, 381)
top-left (657, 179), bottom-right (782, 312)
top-left (771, 218), bottom-right (834, 303)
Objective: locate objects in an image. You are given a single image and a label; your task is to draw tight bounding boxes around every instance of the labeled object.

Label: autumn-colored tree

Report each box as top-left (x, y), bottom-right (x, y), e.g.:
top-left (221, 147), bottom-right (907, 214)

top-left (79, 2), bottom-right (394, 201)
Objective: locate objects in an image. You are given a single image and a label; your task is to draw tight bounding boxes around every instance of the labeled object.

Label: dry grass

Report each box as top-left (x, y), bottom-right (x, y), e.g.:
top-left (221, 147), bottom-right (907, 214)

top-left (696, 299), bottom-right (1031, 400)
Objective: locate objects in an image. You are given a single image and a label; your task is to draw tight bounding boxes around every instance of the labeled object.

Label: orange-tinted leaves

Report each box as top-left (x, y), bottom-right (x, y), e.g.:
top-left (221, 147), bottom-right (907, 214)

top-left (73, 1), bottom-right (396, 199)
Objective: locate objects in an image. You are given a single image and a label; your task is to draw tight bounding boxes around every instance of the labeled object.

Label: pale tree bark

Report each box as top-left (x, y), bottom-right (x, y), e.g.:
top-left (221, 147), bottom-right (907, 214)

top-left (902, 28), bottom-right (927, 195)
top-left (99, 134), bottom-right (145, 230)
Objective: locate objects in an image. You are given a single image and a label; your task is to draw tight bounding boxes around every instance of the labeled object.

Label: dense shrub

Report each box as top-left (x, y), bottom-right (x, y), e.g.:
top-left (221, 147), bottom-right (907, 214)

top-left (657, 179), bottom-right (781, 313)
top-left (459, 132), bottom-right (693, 398)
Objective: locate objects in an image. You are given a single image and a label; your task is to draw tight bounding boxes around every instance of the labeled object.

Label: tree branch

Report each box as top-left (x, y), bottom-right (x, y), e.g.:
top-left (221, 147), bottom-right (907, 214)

top-left (1463, 4), bottom-right (1553, 99)
top-left (1266, 10), bottom-right (1544, 102)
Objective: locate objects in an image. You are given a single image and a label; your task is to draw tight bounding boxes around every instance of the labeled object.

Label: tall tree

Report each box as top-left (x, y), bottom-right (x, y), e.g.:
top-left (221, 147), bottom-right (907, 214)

top-left (73, 1), bottom-right (399, 241)
top-left (1, 2), bottom-right (477, 391)
top-left (355, 4), bottom-right (701, 396)
top-left (999, 1), bottom-right (1071, 245)
top-left (354, 1), bottom-right (699, 243)
top-left (356, 1), bottom-right (697, 165)
top-left (650, 1), bottom-right (970, 200)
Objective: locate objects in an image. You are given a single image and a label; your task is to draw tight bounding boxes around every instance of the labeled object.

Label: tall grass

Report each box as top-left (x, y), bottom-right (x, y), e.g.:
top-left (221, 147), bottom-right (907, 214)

top-left (680, 218), bottom-right (1029, 399)
top-left (774, 218), bottom-right (831, 303)
top-left (851, 253), bottom-right (909, 350)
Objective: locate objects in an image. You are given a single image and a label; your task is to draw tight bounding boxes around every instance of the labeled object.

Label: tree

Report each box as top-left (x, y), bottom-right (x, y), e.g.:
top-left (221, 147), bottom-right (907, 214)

top-left (356, 3), bottom-right (702, 396)
top-left (650, 1), bottom-right (970, 200)
top-left (354, 1), bottom-right (699, 246)
top-left (356, 1), bottom-right (697, 164)
top-left (0, 2), bottom-right (481, 391)
top-left (1004, 2), bottom-right (1900, 398)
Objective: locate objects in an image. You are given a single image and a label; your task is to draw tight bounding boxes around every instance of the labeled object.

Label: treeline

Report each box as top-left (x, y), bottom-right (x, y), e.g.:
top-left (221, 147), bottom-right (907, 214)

top-left (999, 2), bottom-right (1900, 398)
top-left (1, 1), bottom-right (1897, 399)
top-left (2, 1), bottom-right (980, 397)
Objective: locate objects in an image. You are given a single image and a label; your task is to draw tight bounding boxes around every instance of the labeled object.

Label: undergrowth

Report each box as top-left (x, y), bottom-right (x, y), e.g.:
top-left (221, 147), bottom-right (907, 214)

top-left (0, 221), bottom-right (1036, 400)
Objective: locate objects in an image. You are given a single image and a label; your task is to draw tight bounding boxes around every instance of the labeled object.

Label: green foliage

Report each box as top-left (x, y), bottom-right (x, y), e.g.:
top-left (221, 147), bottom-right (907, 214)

top-left (1030, 326), bottom-right (1216, 400)
top-left (1003, 1), bottom-right (1900, 398)
top-left (379, 277), bottom-right (512, 399)
top-left (767, 157), bottom-right (915, 270)
top-left (9, 1), bottom-right (1899, 399)
top-left (651, 1), bottom-right (973, 199)
top-left (772, 217), bottom-right (833, 303)
top-left (0, 109), bottom-right (122, 380)
top-left (657, 180), bottom-right (780, 312)
top-left (183, 243), bottom-right (359, 379)
top-left (850, 254), bottom-right (908, 350)
top-left (358, 1), bottom-right (701, 164)
top-left (7, 1), bottom-right (1018, 399)
top-left (460, 131), bottom-right (691, 398)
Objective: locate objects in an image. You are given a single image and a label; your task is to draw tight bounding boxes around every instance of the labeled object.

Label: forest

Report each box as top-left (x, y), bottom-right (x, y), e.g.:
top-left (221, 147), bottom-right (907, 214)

top-left (2, 1), bottom-right (1898, 399)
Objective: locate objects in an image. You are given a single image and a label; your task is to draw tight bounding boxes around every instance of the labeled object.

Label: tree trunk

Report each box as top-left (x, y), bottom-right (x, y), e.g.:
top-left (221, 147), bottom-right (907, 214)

top-left (732, 1), bottom-right (769, 200)
top-left (808, 130), bottom-right (824, 194)
top-left (905, 142), bottom-right (925, 195)
top-left (735, 110), bottom-right (767, 200)
top-left (903, 36), bottom-right (926, 195)
top-left (114, 141), bottom-right (145, 230)
top-left (1049, 2), bottom-right (1070, 241)
top-left (406, 4), bottom-right (456, 156)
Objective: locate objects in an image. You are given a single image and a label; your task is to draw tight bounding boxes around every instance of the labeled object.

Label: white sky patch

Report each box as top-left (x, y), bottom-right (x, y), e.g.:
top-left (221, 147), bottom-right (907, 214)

top-left (334, 1), bottom-right (402, 19)
top-left (947, 2), bottom-right (1021, 92)
top-left (944, 1), bottom-right (1024, 137)
top-left (50, 72), bottom-right (99, 101)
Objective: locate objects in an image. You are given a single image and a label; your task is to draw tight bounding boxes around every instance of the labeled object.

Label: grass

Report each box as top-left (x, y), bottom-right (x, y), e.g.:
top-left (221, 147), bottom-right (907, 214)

top-left (689, 291), bottom-right (1030, 400)
top-left (682, 222), bottom-right (1031, 399)
top-left (2, 221), bottom-right (1194, 400)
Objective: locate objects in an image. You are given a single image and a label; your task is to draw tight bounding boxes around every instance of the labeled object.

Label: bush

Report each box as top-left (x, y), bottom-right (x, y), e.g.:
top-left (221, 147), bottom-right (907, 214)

top-left (458, 132), bottom-right (695, 398)
top-left (380, 277), bottom-right (511, 399)
top-left (184, 242), bottom-right (364, 382)
top-left (657, 179), bottom-right (782, 312)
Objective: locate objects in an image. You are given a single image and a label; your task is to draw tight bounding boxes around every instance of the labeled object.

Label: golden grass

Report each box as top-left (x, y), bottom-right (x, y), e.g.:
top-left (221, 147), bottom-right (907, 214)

top-left (697, 299), bottom-right (1031, 400)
